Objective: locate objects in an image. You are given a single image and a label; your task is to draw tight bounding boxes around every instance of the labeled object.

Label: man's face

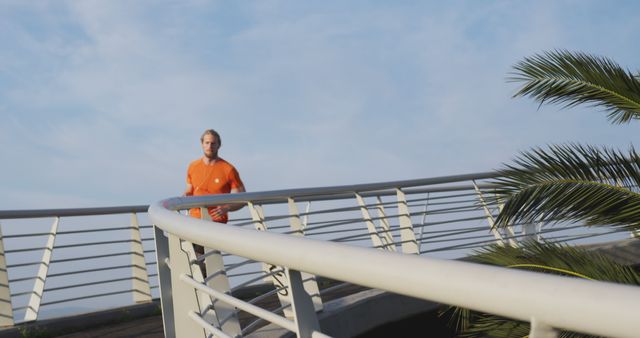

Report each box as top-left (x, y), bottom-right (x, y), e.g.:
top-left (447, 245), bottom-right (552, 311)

top-left (201, 134), bottom-right (220, 159)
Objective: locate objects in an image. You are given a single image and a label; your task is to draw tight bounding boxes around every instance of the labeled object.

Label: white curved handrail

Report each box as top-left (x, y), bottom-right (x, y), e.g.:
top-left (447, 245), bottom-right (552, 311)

top-left (150, 189), bottom-right (640, 338)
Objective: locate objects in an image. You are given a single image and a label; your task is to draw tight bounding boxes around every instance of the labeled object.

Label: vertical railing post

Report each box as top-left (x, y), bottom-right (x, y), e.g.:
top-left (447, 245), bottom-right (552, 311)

top-left (0, 223), bottom-right (14, 326)
top-left (472, 181), bottom-right (517, 247)
top-left (24, 217), bottom-right (59, 321)
top-left (375, 196), bottom-right (396, 248)
top-left (204, 251), bottom-right (240, 335)
top-left (529, 317), bottom-right (558, 338)
top-left (198, 208), bottom-right (240, 335)
top-left (418, 194), bottom-right (430, 253)
top-left (396, 189), bottom-right (419, 254)
top-left (131, 213), bottom-right (152, 303)
top-left (355, 193), bottom-right (386, 250)
top-left (247, 202), bottom-right (293, 318)
top-left (153, 226), bottom-right (175, 338)
top-left (288, 198), bottom-right (323, 312)
top-left (167, 233), bottom-right (207, 338)
top-left (522, 222), bottom-right (542, 243)
top-left (286, 269), bottom-right (322, 338)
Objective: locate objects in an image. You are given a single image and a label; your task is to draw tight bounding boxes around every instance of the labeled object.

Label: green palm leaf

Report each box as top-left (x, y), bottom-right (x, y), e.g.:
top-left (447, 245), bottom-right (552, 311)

top-left (491, 144), bottom-right (640, 231)
top-left (444, 241), bottom-right (640, 338)
top-left (510, 50), bottom-right (640, 124)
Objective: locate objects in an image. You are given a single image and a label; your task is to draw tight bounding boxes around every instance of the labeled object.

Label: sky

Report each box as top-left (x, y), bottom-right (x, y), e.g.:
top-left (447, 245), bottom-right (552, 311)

top-left (1, 0), bottom-right (639, 209)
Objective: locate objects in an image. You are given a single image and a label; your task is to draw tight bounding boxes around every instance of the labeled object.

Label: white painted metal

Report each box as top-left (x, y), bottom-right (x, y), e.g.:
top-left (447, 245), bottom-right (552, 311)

top-left (375, 196), bottom-right (396, 250)
top-left (0, 223), bottom-right (14, 327)
top-left (195, 207), bottom-right (233, 333)
top-left (204, 249), bottom-right (241, 335)
top-left (355, 193), bottom-right (386, 250)
top-left (530, 317), bottom-right (559, 338)
top-left (472, 181), bottom-right (511, 246)
top-left (418, 198), bottom-right (429, 253)
top-left (181, 239), bottom-right (220, 330)
top-left (523, 222), bottom-right (542, 242)
top-left (150, 200), bottom-right (640, 338)
top-left (395, 189), bottom-right (419, 254)
top-left (302, 202), bottom-right (311, 229)
top-left (494, 200), bottom-right (519, 245)
top-left (24, 217), bottom-right (60, 321)
top-left (247, 202), bottom-right (293, 318)
top-left (167, 233), bottom-right (207, 337)
top-left (180, 273), bottom-right (297, 332)
top-left (286, 269), bottom-right (321, 338)
top-left (188, 310), bottom-right (233, 338)
top-left (130, 212), bottom-right (152, 303)
top-left (153, 226), bottom-right (176, 338)
top-left (197, 206), bottom-right (242, 335)
top-left (288, 198), bottom-right (323, 312)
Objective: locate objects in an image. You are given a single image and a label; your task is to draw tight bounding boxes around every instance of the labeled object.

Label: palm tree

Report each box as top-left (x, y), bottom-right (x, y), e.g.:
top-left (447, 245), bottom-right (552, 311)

top-left (446, 50), bottom-right (640, 337)
top-left (493, 50), bottom-right (640, 231)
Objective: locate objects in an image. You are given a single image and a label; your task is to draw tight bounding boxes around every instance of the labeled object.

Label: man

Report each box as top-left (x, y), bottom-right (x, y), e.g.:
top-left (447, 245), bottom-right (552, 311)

top-left (184, 129), bottom-right (245, 273)
top-left (184, 129), bottom-right (246, 222)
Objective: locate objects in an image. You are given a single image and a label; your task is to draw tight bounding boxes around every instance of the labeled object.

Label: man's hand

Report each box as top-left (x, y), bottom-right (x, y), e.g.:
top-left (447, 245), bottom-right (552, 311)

top-left (210, 205), bottom-right (230, 219)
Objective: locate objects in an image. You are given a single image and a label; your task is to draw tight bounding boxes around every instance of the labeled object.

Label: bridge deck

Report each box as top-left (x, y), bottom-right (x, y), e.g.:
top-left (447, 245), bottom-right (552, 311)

top-left (4, 281), bottom-right (368, 338)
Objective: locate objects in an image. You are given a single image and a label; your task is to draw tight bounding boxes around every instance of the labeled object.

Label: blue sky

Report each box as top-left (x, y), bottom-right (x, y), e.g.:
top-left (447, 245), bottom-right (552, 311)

top-left (1, 1), bottom-right (639, 209)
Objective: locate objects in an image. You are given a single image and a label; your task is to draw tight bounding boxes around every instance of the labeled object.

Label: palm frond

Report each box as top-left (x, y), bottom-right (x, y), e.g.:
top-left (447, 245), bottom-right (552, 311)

top-left (444, 241), bottom-right (640, 338)
top-left (510, 49), bottom-right (640, 124)
top-left (459, 314), bottom-right (529, 338)
top-left (491, 144), bottom-right (640, 231)
top-left (471, 242), bottom-right (640, 285)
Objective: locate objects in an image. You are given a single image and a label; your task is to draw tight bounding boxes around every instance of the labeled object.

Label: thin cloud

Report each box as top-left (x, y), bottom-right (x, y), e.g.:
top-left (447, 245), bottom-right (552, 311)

top-left (1, 1), bottom-right (639, 209)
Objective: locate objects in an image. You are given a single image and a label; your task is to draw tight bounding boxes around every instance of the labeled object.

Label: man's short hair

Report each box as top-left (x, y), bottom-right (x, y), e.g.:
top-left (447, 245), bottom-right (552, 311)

top-left (201, 129), bottom-right (221, 145)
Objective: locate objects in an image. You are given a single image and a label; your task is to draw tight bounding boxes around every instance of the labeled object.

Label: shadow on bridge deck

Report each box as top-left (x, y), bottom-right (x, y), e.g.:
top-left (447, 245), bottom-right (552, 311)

top-left (0, 281), bottom-right (447, 338)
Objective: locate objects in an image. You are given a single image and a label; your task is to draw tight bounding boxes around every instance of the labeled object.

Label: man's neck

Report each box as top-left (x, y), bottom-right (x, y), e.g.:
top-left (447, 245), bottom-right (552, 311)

top-left (202, 156), bottom-right (218, 165)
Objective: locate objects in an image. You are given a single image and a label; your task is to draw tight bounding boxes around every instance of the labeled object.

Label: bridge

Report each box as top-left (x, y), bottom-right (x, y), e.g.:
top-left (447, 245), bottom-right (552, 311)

top-left (0, 171), bottom-right (639, 337)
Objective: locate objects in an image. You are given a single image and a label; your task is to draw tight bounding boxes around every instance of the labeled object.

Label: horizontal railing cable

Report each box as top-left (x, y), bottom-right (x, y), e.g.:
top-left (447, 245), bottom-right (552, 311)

top-left (180, 274), bottom-right (298, 333)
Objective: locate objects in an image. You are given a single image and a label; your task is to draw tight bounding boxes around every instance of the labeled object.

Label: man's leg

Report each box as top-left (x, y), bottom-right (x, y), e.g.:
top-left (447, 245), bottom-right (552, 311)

top-left (193, 244), bottom-right (207, 276)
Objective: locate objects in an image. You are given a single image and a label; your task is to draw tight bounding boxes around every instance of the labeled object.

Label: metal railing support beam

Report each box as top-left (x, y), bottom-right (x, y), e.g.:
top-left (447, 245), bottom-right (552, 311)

top-left (472, 181), bottom-right (517, 247)
top-left (182, 239), bottom-right (219, 329)
top-left (375, 196), bottom-right (396, 250)
top-left (167, 233), bottom-right (206, 338)
top-left (530, 317), bottom-right (558, 338)
top-left (248, 202), bottom-right (293, 318)
top-left (24, 217), bottom-right (59, 321)
top-left (418, 195), bottom-right (429, 253)
top-left (286, 269), bottom-right (322, 338)
top-left (396, 189), bottom-right (419, 254)
top-left (355, 193), bottom-right (386, 250)
top-left (154, 226), bottom-right (175, 338)
top-left (204, 249), bottom-right (240, 335)
top-left (0, 223), bottom-right (14, 326)
top-left (197, 207), bottom-right (241, 335)
top-left (288, 198), bottom-right (323, 312)
top-left (522, 223), bottom-right (542, 243)
top-left (130, 213), bottom-right (152, 303)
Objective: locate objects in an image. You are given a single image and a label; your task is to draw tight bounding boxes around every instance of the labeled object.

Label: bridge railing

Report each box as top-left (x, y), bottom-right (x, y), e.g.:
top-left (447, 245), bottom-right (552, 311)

top-left (149, 171), bottom-right (639, 338)
top-left (0, 206), bottom-right (158, 326)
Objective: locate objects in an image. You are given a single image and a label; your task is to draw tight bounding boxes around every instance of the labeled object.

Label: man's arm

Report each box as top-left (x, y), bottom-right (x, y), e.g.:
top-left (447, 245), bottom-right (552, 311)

top-left (227, 185), bottom-right (246, 211)
top-left (211, 185), bottom-right (245, 218)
